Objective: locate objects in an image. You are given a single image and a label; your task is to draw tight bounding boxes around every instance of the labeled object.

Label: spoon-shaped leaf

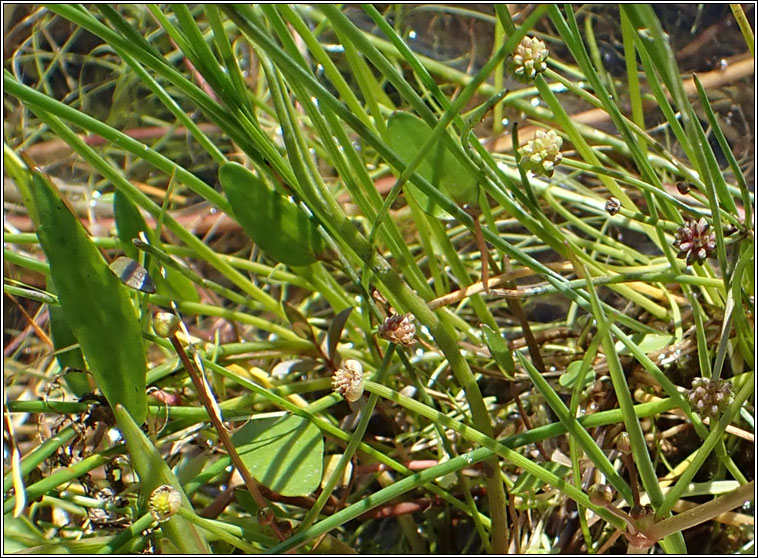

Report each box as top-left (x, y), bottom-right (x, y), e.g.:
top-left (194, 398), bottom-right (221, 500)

top-left (218, 162), bottom-right (326, 266)
top-left (30, 169), bottom-right (147, 423)
top-left (231, 413), bottom-right (324, 497)
top-left (387, 111), bottom-right (478, 217)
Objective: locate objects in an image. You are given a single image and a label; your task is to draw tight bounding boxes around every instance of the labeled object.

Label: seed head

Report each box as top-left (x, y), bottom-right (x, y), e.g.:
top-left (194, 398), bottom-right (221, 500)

top-left (519, 129), bottom-right (563, 177)
top-left (673, 217), bottom-right (717, 266)
top-left (332, 359), bottom-right (365, 402)
top-left (687, 377), bottom-right (733, 422)
top-left (615, 431), bottom-right (632, 454)
top-left (511, 36), bottom-right (549, 81)
top-left (605, 197), bottom-right (621, 216)
top-left (676, 182), bottom-right (692, 195)
top-left (378, 314), bottom-right (417, 347)
top-left (148, 485), bottom-right (181, 523)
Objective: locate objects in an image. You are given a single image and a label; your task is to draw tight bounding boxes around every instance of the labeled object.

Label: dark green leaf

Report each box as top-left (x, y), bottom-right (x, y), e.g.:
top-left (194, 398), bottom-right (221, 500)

top-left (218, 162), bottom-right (325, 266)
top-left (387, 112), bottom-right (478, 216)
top-left (47, 284), bottom-right (90, 397)
top-left (283, 302), bottom-right (318, 345)
top-left (481, 324), bottom-right (516, 379)
top-left (231, 413), bottom-right (324, 497)
top-left (31, 170), bottom-right (147, 423)
top-left (324, 307), bottom-right (353, 361)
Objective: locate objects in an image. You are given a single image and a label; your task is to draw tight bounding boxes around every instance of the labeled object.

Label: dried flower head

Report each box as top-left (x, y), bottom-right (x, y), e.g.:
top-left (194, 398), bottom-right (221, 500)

top-left (615, 431), bottom-right (632, 454)
top-left (148, 485), bottom-right (181, 523)
top-left (687, 377), bottom-right (733, 421)
top-left (676, 182), bottom-right (692, 195)
top-left (673, 217), bottom-right (717, 266)
top-left (605, 197), bottom-right (621, 216)
top-left (378, 314), bottom-right (417, 347)
top-left (511, 36), bottom-right (549, 81)
top-left (332, 359), bottom-right (365, 402)
top-left (519, 129), bottom-right (563, 177)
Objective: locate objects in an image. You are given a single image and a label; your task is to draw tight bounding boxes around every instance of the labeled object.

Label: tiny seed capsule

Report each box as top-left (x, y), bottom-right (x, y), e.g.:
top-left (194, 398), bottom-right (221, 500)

top-left (258, 506), bottom-right (275, 526)
top-left (676, 182), bottom-right (692, 195)
top-left (605, 197), bottom-right (621, 216)
top-left (153, 312), bottom-right (181, 338)
top-left (615, 431), bottom-right (632, 454)
top-left (588, 483), bottom-right (613, 506)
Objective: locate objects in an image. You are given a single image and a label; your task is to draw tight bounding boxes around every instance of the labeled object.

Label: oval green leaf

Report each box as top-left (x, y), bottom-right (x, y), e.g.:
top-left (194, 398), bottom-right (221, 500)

top-left (559, 360), bottom-right (596, 390)
top-left (31, 170), bottom-right (147, 423)
top-left (387, 111), bottom-right (478, 216)
top-left (218, 162), bottom-right (325, 267)
top-left (231, 413), bottom-right (324, 497)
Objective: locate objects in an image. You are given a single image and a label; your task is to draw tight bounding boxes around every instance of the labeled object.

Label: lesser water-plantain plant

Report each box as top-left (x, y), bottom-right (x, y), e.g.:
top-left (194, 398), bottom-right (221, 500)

top-left (4, 4), bottom-right (753, 554)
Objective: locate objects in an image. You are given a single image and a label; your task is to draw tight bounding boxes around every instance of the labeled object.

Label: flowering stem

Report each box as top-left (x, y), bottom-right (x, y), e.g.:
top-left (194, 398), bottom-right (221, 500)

top-left (645, 481), bottom-right (755, 542)
top-left (167, 334), bottom-right (286, 542)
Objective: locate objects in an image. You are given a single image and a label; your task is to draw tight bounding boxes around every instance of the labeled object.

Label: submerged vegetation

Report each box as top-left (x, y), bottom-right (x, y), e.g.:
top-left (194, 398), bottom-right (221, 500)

top-left (3, 4), bottom-right (754, 554)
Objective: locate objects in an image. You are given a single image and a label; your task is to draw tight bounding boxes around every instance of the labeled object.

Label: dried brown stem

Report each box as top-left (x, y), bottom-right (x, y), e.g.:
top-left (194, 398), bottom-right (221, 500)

top-left (168, 335), bottom-right (287, 542)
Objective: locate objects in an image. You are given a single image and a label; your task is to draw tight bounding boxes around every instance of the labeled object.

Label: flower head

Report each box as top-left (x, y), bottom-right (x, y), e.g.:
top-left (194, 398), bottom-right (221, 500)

top-left (153, 312), bottom-right (181, 338)
top-left (378, 314), bottom-right (417, 347)
top-left (673, 218), bottom-right (716, 266)
top-left (148, 485), bottom-right (181, 523)
top-left (687, 377), bottom-right (733, 422)
top-left (332, 359), bottom-right (365, 402)
top-left (519, 129), bottom-right (563, 177)
top-left (605, 197), bottom-right (621, 216)
top-left (511, 36), bottom-right (549, 81)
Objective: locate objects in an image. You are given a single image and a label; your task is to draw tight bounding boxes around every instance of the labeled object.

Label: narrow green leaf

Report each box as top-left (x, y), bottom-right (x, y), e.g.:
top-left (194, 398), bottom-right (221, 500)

top-left (517, 352), bottom-right (633, 505)
top-left (218, 162), bottom-right (326, 266)
top-left (30, 170), bottom-right (147, 423)
top-left (480, 324), bottom-right (516, 379)
top-left (231, 413), bottom-right (324, 497)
